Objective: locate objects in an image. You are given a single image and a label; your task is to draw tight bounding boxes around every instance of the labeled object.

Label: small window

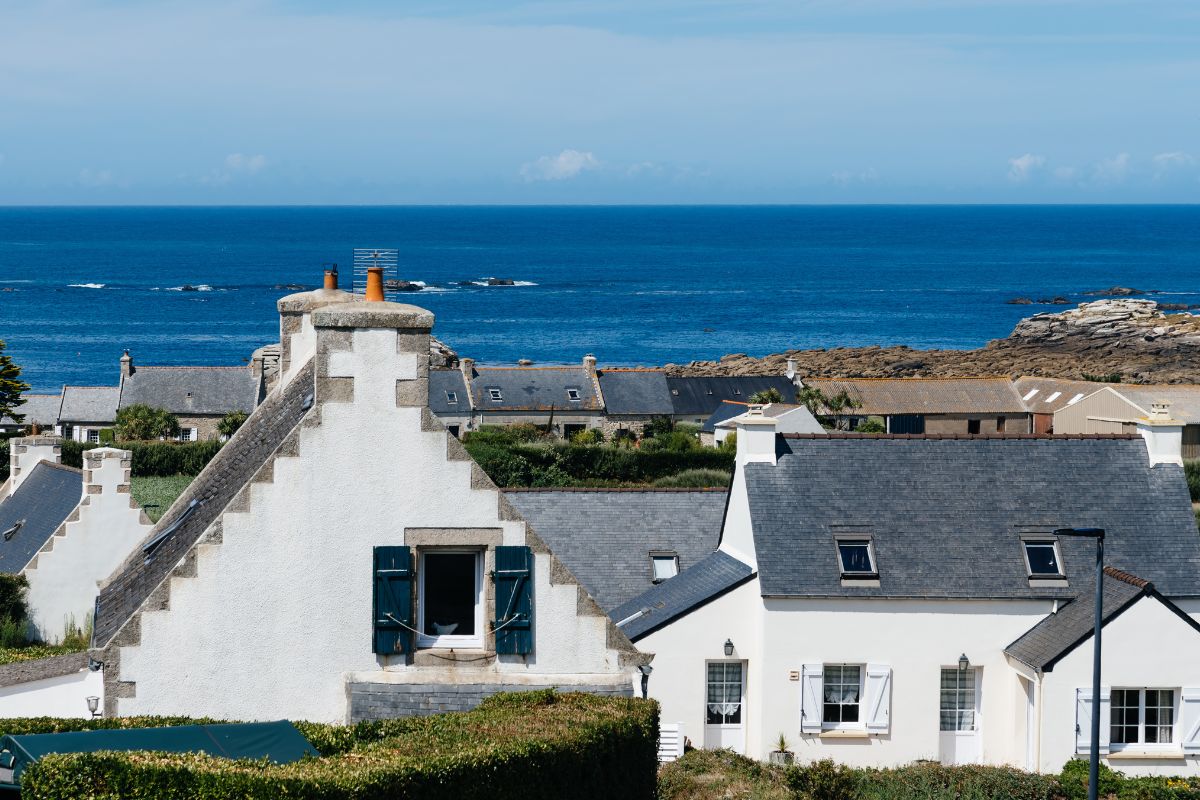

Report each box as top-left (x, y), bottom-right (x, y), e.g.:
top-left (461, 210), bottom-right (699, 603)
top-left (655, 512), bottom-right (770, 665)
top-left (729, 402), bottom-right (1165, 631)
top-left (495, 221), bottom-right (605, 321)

top-left (445, 391), bottom-right (458, 404)
top-left (967, 419), bottom-right (981, 435)
top-left (418, 551), bottom-right (483, 648)
top-left (488, 388), bottom-right (503, 402)
top-left (566, 388), bottom-right (581, 402)
top-left (651, 553), bottom-right (679, 583)
top-left (86, 429), bottom-right (100, 444)
top-left (2, 519), bottom-right (24, 542)
top-left (837, 539), bottom-right (876, 576)
top-left (1068, 393), bottom-right (1085, 405)
top-left (822, 664), bottom-right (862, 726)
top-left (1112, 688), bottom-right (1175, 747)
top-left (1023, 540), bottom-right (1062, 577)
top-left (996, 416), bottom-right (1006, 433)
top-left (940, 667), bottom-right (977, 731)
top-left (707, 662), bottom-right (743, 724)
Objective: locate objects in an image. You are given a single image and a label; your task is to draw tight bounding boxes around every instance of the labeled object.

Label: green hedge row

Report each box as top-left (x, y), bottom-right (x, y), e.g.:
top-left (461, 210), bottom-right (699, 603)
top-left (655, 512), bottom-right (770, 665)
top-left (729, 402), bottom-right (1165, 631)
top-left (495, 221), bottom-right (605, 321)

top-left (0, 439), bottom-right (222, 482)
top-left (20, 691), bottom-right (659, 800)
top-left (1186, 459), bottom-right (1199, 502)
top-left (464, 440), bottom-right (734, 487)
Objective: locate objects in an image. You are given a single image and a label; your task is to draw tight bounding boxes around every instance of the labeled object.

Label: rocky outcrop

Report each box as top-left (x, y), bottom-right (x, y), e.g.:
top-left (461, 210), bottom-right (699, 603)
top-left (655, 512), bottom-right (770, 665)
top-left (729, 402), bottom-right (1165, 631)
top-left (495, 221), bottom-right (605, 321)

top-left (668, 300), bottom-right (1200, 383)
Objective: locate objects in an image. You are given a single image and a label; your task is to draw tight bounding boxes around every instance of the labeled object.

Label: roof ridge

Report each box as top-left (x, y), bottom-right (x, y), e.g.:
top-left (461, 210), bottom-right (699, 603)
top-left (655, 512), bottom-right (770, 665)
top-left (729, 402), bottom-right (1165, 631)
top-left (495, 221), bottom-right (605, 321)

top-left (598, 368), bottom-right (667, 373)
top-left (804, 376), bottom-right (1015, 383)
top-left (503, 487), bottom-right (729, 493)
top-left (474, 366), bottom-right (585, 371)
top-left (62, 385), bottom-right (118, 390)
top-left (779, 432), bottom-right (1142, 440)
top-left (134, 365), bottom-right (249, 371)
top-left (1104, 566), bottom-right (1151, 589)
top-left (37, 461), bottom-right (83, 475)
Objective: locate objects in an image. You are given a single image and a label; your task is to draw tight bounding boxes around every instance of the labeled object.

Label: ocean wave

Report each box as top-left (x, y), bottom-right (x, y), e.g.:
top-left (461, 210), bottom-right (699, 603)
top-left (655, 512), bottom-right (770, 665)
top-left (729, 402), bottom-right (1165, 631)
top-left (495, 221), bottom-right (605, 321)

top-left (469, 278), bottom-right (538, 287)
top-left (68, 283), bottom-right (106, 289)
top-left (153, 284), bottom-right (216, 292)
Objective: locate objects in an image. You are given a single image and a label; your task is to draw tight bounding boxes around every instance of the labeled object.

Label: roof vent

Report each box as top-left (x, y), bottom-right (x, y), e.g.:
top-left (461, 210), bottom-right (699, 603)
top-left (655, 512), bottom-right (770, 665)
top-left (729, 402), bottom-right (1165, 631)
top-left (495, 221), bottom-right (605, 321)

top-left (2, 519), bottom-right (24, 541)
top-left (1151, 400), bottom-right (1172, 421)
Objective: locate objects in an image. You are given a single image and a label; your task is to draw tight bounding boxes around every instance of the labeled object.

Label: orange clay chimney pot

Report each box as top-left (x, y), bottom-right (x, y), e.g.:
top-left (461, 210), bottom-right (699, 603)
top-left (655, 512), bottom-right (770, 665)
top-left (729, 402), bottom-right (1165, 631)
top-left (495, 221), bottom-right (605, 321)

top-left (365, 267), bottom-right (384, 301)
top-left (323, 269), bottom-right (337, 290)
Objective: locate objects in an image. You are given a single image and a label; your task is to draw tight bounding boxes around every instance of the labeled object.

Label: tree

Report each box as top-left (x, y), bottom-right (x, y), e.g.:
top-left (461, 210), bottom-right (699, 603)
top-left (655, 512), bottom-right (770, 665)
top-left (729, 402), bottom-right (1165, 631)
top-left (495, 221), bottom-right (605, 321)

top-left (749, 388), bottom-right (784, 404)
top-left (0, 339), bottom-right (30, 424)
top-left (114, 404), bottom-right (180, 441)
top-left (796, 386), bottom-right (862, 431)
top-left (217, 410), bottom-right (249, 439)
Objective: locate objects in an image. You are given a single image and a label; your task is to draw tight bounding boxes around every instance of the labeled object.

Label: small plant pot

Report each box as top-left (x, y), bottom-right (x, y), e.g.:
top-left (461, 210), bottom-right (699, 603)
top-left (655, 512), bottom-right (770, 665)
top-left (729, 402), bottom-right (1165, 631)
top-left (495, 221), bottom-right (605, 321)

top-left (768, 751), bottom-right (794, 766)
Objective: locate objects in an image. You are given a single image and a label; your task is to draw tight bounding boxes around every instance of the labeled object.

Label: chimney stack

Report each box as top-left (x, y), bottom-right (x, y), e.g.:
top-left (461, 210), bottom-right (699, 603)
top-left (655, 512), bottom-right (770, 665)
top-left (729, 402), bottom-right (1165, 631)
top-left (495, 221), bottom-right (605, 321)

top-left (582, 354), bottom-right (597, 376)
top-left (365, 267), bottom-right (385, 302)
top-left (324, 268), bottom-right (338, 291)
top-left (1137, 400), bottom-right (1183, 467)
top-left (785, 358), bottom-right (796, 382)
top-left (7, 436), bottom-right (63, 498)
top-left (120, 350), bottom-right (134, 381)
top-left (460, 357), bottom-right (476, 381)
top-left (735, 405), bottom-right (778, 467)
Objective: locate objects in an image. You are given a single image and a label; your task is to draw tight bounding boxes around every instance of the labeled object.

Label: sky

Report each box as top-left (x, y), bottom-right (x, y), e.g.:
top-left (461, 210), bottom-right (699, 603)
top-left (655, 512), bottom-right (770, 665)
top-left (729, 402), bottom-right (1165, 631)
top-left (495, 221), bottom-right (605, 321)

top-left (1, 0), bottom-right (1198, 204)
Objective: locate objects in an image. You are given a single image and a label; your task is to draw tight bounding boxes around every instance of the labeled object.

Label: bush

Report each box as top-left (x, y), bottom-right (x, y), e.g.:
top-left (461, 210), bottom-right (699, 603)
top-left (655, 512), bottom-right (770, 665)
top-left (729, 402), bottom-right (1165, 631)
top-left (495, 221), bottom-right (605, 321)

top-left (114, 404), bottom-right (180, 441)
top-left (1058, 757), bottom-right (1200, 799)
top-left (855, 417), bottom-right (886, 433)
top-left (653, 469), bottom-right (732, 488)
top-left (642, 430), bottom-right (702, 453)
top-left (0, 574), bottom-right (29, 627)
top-left (21, 692), bottom-right (659, 800)
top-left (1185, 460), bottom-right (1200, 502)
top-left (856, 762), bottom-right (1058, 800)
top-left (217, 410), bottom-right (249, 438)
top-left (59, 439), bottom-right (223, 478)
top-left (570, 428), bottom-right (606, 446)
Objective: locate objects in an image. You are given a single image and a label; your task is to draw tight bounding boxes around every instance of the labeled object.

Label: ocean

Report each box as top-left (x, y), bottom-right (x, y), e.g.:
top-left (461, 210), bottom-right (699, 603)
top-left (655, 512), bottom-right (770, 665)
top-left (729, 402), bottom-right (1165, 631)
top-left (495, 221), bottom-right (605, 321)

top-left (1, 205), bottom-right (1198, 393)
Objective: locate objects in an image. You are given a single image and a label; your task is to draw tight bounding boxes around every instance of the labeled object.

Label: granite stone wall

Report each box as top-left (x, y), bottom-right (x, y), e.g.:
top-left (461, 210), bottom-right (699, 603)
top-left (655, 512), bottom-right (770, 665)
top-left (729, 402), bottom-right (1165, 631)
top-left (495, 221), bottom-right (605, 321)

top-left (348, 681), bottom-right (635, 721)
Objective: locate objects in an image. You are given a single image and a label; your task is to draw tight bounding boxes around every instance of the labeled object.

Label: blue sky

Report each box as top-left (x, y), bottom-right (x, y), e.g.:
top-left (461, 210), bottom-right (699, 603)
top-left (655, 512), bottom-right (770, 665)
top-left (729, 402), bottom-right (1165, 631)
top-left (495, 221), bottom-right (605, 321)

top-left (1, 0), bottom-right (1198, 204)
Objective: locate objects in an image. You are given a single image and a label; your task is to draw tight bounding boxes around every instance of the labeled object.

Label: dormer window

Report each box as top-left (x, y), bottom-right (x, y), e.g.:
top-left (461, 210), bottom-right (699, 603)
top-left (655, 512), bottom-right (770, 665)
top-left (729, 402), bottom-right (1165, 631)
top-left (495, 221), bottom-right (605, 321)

top-left (566, 388), bottom-right (581, 402)
top-left (836, 539), bottom-right (876, 576)
top-left (445, 391), bottom-right (458, 404)
top-left (1023, 539), bottom-right (1063, 577)
top-left (488, 388), bottom-right (503, 402)
top-left (651, 552), bottom-right (679, 583)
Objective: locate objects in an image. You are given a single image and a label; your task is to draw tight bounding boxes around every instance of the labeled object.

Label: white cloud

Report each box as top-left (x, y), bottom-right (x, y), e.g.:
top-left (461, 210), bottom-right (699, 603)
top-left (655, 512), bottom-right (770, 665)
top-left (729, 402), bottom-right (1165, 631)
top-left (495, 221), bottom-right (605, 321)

top-left (225, 153), bottom-right (267, 173)
top-left (1152, 151), bottom-right (1196, 177)
top-left (1091, 152), bottom-right (1131, 184)
top-left (1007, 153), bottom-right (1045, 182)
top-left (520, 149), bottom-right (599, 182)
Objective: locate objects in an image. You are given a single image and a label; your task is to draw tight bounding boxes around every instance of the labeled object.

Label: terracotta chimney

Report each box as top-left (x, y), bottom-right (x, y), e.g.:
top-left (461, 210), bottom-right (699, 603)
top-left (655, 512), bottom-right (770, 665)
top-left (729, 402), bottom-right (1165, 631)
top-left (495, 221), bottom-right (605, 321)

top-left (120, 350), bottom-right (134, 381)
top-left (365, 267), bottom-right (385, 302)
top-left (324, 269), bottom-right (338, 291)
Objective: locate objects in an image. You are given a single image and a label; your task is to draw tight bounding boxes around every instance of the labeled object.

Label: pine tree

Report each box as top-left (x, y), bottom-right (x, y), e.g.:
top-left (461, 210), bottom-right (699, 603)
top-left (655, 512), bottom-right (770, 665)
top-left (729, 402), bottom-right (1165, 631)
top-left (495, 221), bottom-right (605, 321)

top-left (0, 339), bottom-right (30, 424)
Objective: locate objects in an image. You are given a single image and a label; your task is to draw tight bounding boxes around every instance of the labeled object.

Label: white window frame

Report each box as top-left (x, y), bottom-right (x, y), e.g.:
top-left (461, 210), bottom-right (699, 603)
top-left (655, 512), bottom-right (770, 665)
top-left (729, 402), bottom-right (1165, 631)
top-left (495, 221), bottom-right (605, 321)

top-left (1021, 539), bottom-right (1064, 578)
top-left (85, 429), bottom-right (101, 444)
top-left (821, 663), bottom-right (865, 730)
top-left (940, 666), bottom-right (980, 732)
top-left (650, 553), bottom-right (679, 583)
top-left (705, 660), bottom-right (745, 727)
top-left (566, 388), bottom-right (581, 402)
top-left (445, 391), bottom-right (458, 405)
top-left (1110, 687), bottom-right (1178, 752)
top-left (835, 538), bottom-right (877, 577)
top-left (417, 549), bottom-right (484, 650)
top-left (488, 388), bottom-right (503, 402)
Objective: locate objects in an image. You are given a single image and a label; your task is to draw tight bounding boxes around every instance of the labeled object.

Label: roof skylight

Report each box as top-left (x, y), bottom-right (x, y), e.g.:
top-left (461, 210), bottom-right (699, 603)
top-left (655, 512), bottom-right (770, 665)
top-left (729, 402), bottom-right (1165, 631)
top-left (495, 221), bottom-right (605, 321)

top-left (836, 539), bottom-right (876, 576)
top-left (1023, 540), bottom-right (1063, 577)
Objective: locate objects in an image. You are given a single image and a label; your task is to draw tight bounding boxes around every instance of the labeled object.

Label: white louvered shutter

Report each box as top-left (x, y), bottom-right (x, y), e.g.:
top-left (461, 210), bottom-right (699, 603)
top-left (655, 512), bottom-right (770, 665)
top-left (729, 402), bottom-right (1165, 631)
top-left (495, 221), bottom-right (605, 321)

top-left (658, 723), bottom-right (685, 762)
top-left (1181, 688), bottom-right (1200, 753)
top-left (801, 664), bottom-right (823, 733)
top-left (1075, 687), bottom-right (1111, 754)
top-left (864, 663), bottom-right (892, 733)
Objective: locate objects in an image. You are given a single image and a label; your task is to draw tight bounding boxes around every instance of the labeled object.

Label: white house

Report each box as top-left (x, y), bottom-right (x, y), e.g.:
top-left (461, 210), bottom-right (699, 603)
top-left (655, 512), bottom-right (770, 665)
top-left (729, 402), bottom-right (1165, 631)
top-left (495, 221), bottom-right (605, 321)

top-left (78, 283), bottom-right (643, 723)
top-left (614, 407), bottom-right (1200, 776)
top-left (708, 402), bottom-right (823, 446)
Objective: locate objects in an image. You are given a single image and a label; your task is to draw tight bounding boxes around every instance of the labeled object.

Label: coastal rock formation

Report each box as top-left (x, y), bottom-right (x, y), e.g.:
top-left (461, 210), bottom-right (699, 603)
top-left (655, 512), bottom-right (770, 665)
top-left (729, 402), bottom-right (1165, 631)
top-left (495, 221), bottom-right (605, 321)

top-left (668, 300), bottom-right (1200, 383)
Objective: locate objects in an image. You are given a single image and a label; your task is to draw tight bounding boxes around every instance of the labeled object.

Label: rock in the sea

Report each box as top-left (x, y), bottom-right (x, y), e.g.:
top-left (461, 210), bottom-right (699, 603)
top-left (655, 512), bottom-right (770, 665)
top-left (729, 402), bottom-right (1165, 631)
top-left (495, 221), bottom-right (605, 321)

top-left (487, 278), bottom-right (516, 286)
top-left (1083, 286), bottom-right (1149, 297)
top-left (1035, 296), bottom-right (1071, 305)
top-left (384, 279), bottom-right (424, 292)
top-left (273, 283), bottom-right (309, 291)
top-left (1006, 297), bottom-right (1034, 305)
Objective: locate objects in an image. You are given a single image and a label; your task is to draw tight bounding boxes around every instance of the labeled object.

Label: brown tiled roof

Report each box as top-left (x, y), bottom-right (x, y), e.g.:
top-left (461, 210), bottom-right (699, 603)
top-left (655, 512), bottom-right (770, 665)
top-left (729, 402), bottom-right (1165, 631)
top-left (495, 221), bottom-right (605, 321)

top-left (803, 377), bottom-right (1028, 416)
top-left (1013, 377), bottom-right (1102, 414)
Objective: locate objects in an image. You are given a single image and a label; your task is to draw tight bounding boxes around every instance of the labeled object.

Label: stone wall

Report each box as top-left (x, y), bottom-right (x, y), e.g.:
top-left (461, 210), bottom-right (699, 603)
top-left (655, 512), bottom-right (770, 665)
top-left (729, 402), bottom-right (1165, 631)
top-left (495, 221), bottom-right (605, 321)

top-left (348, 681), bottom-right (634, 721)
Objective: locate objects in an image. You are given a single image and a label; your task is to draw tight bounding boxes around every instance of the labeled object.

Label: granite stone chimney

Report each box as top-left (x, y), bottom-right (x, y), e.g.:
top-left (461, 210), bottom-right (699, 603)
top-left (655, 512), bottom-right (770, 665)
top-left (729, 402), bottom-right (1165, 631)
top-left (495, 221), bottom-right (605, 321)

top-left (120, 351), bottom-right (135, 382)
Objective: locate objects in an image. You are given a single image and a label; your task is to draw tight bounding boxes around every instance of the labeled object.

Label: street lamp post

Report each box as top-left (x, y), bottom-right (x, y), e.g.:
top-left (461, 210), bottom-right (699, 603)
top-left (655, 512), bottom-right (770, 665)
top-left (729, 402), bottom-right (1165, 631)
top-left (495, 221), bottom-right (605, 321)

top-left (1055, 527), bottom-right (1105, 800)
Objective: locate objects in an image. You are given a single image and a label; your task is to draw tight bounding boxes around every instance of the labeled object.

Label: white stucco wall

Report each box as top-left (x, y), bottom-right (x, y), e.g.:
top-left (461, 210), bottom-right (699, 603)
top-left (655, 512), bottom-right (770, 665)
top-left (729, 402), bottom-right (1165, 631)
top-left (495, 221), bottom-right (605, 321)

top-left (1039, 596), bottom-right (1200, 776)
top-left (0, 668), bottom-right (102, 719)
top-left (116, 319), bottom-right (632, 723)
top-left (25, 448), bottom-right (153, 643)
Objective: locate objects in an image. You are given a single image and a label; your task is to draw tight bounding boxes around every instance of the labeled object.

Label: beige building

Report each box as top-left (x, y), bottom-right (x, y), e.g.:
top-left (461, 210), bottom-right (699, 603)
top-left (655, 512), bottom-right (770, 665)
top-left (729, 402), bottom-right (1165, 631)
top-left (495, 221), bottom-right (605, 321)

top-left (1054, 385), bottom-right (1200, 459)
top-left (802, 378), bottom-right (1031, 435)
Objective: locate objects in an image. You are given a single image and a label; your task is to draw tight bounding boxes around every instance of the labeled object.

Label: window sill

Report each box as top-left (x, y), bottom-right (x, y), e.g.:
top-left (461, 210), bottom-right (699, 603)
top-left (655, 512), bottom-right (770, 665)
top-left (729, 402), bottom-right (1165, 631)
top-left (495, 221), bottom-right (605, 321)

top-left (1028, 577), bottom-right (1069, 588)
top-left (1107, 750), bottom-right (1187, 760)
top-left (819, 729), bottom-right (870, 739)
top-left (841, 577), bottom-right (880, 588)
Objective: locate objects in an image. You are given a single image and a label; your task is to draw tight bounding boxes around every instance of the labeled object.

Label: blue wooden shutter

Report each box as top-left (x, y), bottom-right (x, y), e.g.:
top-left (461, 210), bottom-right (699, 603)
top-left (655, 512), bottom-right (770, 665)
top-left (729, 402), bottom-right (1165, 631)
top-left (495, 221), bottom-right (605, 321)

top-left (373, 546), bottom-right (413, 654)
top-left (492, 546), bottom-right (534, 655)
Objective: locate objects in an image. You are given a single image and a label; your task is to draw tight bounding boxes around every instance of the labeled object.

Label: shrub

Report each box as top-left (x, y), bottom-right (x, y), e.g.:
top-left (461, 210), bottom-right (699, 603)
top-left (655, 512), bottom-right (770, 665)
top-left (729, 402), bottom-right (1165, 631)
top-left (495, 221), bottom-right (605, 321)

top-left (641, 430), bottom-right (701, 453)
top-left (658, 748), bottom-right (792, 800)
top-left (856, 762), bottom-right (1058, 800)
top-left (59, 439), bottom-right (223, 478)
top-left (570, 428), bottom-right (605, 446)
top-left (217, 410), bottom-right (249, 438)
top-left (114, 404), bottom-right (180, 441)
top-left (21, 692), bottom-right (659, 800)
top-left (653, 469), bottom-right (732, 488)
top-left (1185, 460), bottom-right (1200, 502)
top-left (787, 758), bottom-right (860, 800)
top-left (0, 574), bottom-right (29, 627)
top-left (855, 417), bottom-right (886, 433)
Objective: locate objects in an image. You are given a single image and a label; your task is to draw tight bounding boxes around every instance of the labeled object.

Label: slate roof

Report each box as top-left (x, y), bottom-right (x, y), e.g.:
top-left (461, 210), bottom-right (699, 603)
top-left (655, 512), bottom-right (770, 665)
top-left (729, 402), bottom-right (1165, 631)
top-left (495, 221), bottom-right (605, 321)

top-left (667, 377), bottom-right (797, 417)
top-left (0, 462), bottom-right (82, 573)
top-left (701, 401), bottom-right (751, 433)
top-left (59, 387), bottom-right (119, 424)
top-left (468, 366), bottom-right (602, 412)
top-left (1004, 568), bottom-right (1155, 671)
top-left (93, 360), bottom-right (316, 647)
top-left (505, 488), bottom-right (728, 612)
top-left (1013, 377), bottom-right (1100, 414)
top-left (597, 370), bottom-right (674, 416)
top-left (428, 370), bottom-right (469, 415)
top-left (802, 378), bottom-right (1028, 416)
top-left (0, 395), bottom-right (62, 427)
top-left (747, 435), bottom-right (1200, 599)
top-left (609, 551), bottom-right (755, 641)
top-left (120, 367), bottom-right (260, 416)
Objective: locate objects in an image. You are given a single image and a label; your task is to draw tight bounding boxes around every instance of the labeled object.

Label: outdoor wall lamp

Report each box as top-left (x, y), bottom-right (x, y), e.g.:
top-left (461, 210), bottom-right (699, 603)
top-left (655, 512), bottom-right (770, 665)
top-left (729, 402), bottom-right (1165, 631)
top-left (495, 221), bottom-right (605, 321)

top-left (724, 638), bottom-right (735, 657)
top-left (638, 664), bottom-right (654, 700)
top-left (86, 696), bottom-right (101, 719)
top-left (958, 653), bottom-right (970, 672)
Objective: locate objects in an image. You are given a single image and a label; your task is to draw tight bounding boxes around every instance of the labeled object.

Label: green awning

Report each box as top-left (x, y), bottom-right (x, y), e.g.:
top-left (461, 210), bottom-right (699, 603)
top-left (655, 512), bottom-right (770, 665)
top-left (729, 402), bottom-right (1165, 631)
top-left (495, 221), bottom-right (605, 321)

top-left (0, 720), bottom-right (315, 789)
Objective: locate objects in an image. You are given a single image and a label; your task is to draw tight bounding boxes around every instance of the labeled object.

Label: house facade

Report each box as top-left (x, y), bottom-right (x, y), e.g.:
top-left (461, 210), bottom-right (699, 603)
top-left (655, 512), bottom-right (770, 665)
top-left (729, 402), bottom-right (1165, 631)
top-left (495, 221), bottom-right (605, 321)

top-left (667, 376), bottom-right (798, 426)
top-left (0, 395), bottom-right (62, 436)
top-left (620, 409), bottom-right (1200, 775)
top-left (118, 352), bottom-right (263, 441)
top-left (707, 402), bottom-right (823, 446)
top-left (55, 386), bottom-right (119, 443)
top-left (801, 377), bottom-right (1032, 434)
top-left (457, 357), bottom-right (606, 438)
top-left (595, 370), bottom-right (675, 439)
top-left (84, 289), bottom-right (641, 723)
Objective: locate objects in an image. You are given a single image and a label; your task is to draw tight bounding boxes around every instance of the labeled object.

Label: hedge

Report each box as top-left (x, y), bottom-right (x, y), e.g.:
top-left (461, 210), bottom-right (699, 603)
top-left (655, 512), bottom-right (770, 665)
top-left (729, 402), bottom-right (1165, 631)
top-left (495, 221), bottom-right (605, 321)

top-left (1186, 459), bottom-right (1200, 502)
top-left (0, 439), bottom-right (223, 482)
top-left (20, 691), bottom-right (659, 800)
top-left (465, 440), bottom-right (734, 488)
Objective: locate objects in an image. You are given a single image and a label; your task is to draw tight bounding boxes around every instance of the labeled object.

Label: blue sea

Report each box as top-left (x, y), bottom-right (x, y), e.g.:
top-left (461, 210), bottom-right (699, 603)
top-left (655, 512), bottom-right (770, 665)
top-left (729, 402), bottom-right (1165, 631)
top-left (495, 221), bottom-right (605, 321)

top-left (1, 206), bottom-right (1198, 393)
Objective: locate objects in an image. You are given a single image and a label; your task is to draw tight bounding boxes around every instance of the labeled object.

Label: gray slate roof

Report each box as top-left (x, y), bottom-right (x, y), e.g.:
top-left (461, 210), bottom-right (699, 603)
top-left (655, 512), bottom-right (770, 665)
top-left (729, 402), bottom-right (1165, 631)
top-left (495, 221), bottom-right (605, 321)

top-left (0, 395), bottom-right (62, 427)
top-left (1004, 569), bottom-right (1153, 671)
top-left (597, 371), bottom-right (674, 416)
top-left (609, 551), bottom-right (755, 640)
top-left (747, 435), bottom-right (1200, 599)
top-left (94, 360), bottom-right (316, 647)
top-left (428, 370), bottom-right (469, 415)
top-left (59, 387), bottom-right (119, 424)
top-left (0, 462), bottom-right (82, 573)
top-left (120, 367), bottom-right (260, 416)
top-left (667, 377), bottom-right (797, 417)
top-left (468, 366), bottom-right (602, 412)
top-left (701, 401), bottom-right (752, 433)
top-left (506, 488), bottom-right (728, 612)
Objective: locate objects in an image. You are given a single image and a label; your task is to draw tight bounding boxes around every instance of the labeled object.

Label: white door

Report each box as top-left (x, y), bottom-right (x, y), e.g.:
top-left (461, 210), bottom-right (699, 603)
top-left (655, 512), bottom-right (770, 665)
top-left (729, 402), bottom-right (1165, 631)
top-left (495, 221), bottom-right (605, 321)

top-left (939, 667), bottom-right (982, 764)
top-left (704, 661), bottom-right (746, 753)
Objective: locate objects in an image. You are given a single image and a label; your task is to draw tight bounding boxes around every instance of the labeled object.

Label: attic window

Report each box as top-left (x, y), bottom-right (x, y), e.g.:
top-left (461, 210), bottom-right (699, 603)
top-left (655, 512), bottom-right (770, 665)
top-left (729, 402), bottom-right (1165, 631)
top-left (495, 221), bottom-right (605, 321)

top-left (566, 389), bottom-right (581, 402)
top-left (2, 519), bottom-right (24, 542)
top-left (733, 388), bottom-right (741, 395)
top-left (651, 553), bottom-right (679, 583)
top-left (445, 391), bottom-right (458, 405)
top-left (488, 388), bottom-right (503, 402)
top-left (836, 539), bottom-right (876, 576)
top-left (1023, 540), bottom-right (1063, 577)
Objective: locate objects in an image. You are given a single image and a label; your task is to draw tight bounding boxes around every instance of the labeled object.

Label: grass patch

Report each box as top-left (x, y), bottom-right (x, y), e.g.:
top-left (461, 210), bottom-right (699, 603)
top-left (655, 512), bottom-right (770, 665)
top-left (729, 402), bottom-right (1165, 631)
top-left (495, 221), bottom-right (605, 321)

top-left (131, 475), bottom-right (194, 522)
top-left (0, 643), bottom-right (87, 666)
top-left (659, 749), bottom-right (793, 800)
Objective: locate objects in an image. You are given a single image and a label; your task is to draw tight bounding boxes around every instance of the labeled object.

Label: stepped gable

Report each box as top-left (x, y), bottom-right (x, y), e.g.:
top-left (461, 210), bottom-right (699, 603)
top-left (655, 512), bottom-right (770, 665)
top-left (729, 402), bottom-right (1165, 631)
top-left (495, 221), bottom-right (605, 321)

top-left (92, 359), bottom-right (316, 648)
top-left (0, 462), bottom-right (82, 574)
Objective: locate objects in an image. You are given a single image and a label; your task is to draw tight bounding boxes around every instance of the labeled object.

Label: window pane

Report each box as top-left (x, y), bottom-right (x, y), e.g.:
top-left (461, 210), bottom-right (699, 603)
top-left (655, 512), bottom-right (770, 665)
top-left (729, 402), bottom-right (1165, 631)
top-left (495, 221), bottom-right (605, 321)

top-left (940, 668), bottom-right (976, 731)
top-left (652, 556), bottom-right (678, 581)
top-left (1110, 689), bottom-right (1140, 745)
top-left (422, 553), bottom-right (478, 636)
top-left (838, 542), bottom-right (874, 573)
top-left (1025, 543), bottom-right (1060, 575)
top-left (822, 664), bottom-right (861, 725)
